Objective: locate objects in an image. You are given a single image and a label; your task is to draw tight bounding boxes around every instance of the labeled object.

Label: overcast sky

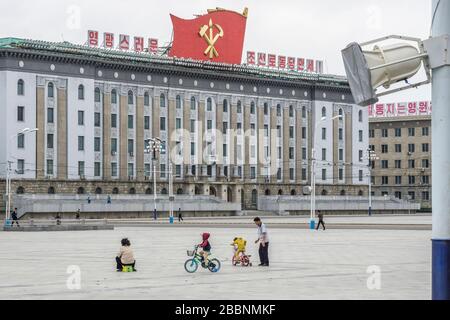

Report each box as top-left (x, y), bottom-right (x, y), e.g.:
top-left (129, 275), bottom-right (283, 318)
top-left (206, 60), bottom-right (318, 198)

top-left (0, 0), bottom-right (432, 102)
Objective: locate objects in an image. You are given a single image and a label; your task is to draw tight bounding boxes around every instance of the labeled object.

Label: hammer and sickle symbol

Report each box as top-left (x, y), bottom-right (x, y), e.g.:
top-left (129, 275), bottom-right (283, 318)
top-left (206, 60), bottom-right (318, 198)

top-left (199, 19), bottom-right (224, 59)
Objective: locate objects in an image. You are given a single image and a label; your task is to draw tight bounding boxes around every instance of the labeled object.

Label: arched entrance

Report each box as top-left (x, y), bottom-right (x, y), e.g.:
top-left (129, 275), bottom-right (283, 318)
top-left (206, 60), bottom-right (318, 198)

top-left (209, 187), bottom-right (217, 197)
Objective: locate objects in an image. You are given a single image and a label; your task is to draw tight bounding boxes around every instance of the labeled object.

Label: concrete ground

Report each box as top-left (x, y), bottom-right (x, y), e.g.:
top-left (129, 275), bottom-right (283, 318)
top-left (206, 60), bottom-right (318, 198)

top-left (0, 221), bottom-right (431, 300)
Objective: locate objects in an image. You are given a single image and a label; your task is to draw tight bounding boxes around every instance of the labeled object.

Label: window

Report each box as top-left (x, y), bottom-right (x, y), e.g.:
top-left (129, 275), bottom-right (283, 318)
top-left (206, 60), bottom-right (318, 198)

top-left (78, 136), bottom-right (84, 151)
top-left (190, 97), bottom-right (196, 110)
top-left (111, 163), bottom-right (118, 177)
top-left (302, 148), bottom-right (307, 160)
top-left (160, 117), bottom-right (166, 131)
top-left (223, 122), bottom-right (229, 135)
top-left (408, 128), bottom-right (415, 137)
top-left (322, 107), bottom-right (326, 118)
top-left (339, 128), bottom-right (343, 141)
top-left (289, 147), bottom-right (295, 160)
top-left (223, 144), bottom-right (228, 157)
top-left (176, 95), bottom-right (181, 109)
top-left (422, 143), bottom-right (430, 152)
top-left (128, 163), bottom-right (134, 177)
top-left (111, 89), bottom-right (117, 104)
top-left (359, 170), bottom-right (363, 182)
top-left (381, 145), bottom-right (388, 153)
top-left (276, 125), bottom-right (281, 138)
top-left (359, 130), bottom-right (363, 142)
top-left (111, 114), bottom-right (117, 128)
top-left (78, 161), bottom-right (85, 176)
top-left (358, 110), bottom-right (363, 122)
top-left (302, 106), bottom-right (306, 118)
top-left (359, 150), bottom-right (363, 162)
top-left (145, 164), bottom-right (151, 177)
top-left (94, 87), bottom-right (101, 103)
top-left (176, 118), bottom-right (182, 130)
top-left (422, 159), bottom-right (430, 168)
top-left (48, 83), bottom-right (54, 98)
top-left (277, 105), bottom-right (281, 116)
top-left (289, 126), bottom-right (294, 139)
top-left (237, 101), bottom-right (242, 114)
top-left (395, 192), bottom-right (402, 199)
top-left (322, 128), bottom-right (326, 140)
top-left (128, 139), bottom-right (134, 154)
top-left (289, 168), bottom-right (295, 180)
top-left (395, 144), bottom-right (402, 153)
top-left (47, 107), bottom-right (54, 124)
top-left (207, 120), bottom-right (213, 130)
top-left (289, 105), bottom-right (294, 118)
top-left (395, 128), bottom-right (402, 137)
top-left (207, 98), bottom-right (212, 111)
top-left (78, 85), bottom-right (85, 100)
top-left (381, 160), bottom-right (389, 169)
top-left (128, 115), bottom-right (134, 129)
top-left (223, 99), bottom-right (228, 113)
top-left (207, 165), bottom-right (212, 177)
top-left (302, 168), bottom-right (307, 181)
top-left (111, 138), bottom-right (117, 153)
top-left (47, 134), bottom-right (54, 149)
top-left (322, 169), bottom-right (327, 181)
top-left (339, 149), bottom-right (344, 161)
top-left (17, 159), bottom-right (24, 175)
top-left (339, 169), bottom-right (343, 181)
top-left (422, 191), bottom-right (430, 201)
top-left (422, 127), bottom-right (429, 136)
top-left (395, 176), bottom-right (402, 185)
top-left (322, 148), bottom-right (327, 161)
top-left (422, 176), bottom-right (430, 185)
top-left (47, 160), bottom-right (54, 176)
top-left (382, 176), bottom-right (389, 185)
top-left (382, 129), bottom-right (388, 138)
top-left (17, 79), bottom-right (24, 96)
top-left (263, 103), bottom-right (269, 116)
top-left (190, 120), bottom-right (195, 133)
top-left (302, 127), bottom-right (307, 139)
top-left (369, 145), bottom-right (375, 151)
top-left (251, 102), bottom-right (256, 115)
top-left (78, 111), bottom-right (84, 126)
top-left (408, 160), bottom-right (415, 169)
top-left (395, 160), bottom-right (402, 169)
top-left (277, 168), bottom-right (281, 180)
top-left (408, 144), bottom-right (415, 153)
top-left (128, 90), bottom-right (134, 105)
top-left (94, 137), bottom-right (101, 152)
top-left (94, 162), bottom-right (101, 177)
top-left (369, 129), bottom-right (374, 138)
top-left (408, 192), bottom-right (416, 201)
top-left (144, 92), bottom-right (150, 106)
top-left (17, 134), bottom-right (25, 149)
top-left (17, 106), bottom-right (24, 121)
top-left (94, 112), bottom-right (101, 127)
top-left (408, 176), bottom-right (416, 185)
top-left (191, 143), bottom-right (195, 156)
top-left (144, 116), bottom-right (150, 130)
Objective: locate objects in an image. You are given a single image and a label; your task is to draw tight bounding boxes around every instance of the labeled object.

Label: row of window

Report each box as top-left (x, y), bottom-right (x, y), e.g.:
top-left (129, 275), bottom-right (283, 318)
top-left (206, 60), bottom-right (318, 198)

top-left (377, 175), bottom-right (431, 185)
top-left (371, 143), bottom-right (430, 154)
top-left (369, 127), bottom-right (430, 138)
top-left (373, 158), bottom-right (430, 169)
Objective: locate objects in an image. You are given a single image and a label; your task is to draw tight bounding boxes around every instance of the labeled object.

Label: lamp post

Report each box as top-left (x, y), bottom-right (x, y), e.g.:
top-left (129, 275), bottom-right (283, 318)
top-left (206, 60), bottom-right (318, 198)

top-left (5, 128), bottom-right (38, 224)
top-left (366, 148), bottom-right (379, 217)
top-left (145, 138), bottom-right (162, 221)
top-left (310, 115), bottom-right (342, 230)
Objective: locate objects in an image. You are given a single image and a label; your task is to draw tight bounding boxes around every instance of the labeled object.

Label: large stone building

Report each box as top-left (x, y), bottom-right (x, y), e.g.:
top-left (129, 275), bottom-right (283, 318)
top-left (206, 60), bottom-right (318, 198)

top-left (369, 113), bottom-right (432, 211)
top-left (0, 37), bottom-right (370, 215)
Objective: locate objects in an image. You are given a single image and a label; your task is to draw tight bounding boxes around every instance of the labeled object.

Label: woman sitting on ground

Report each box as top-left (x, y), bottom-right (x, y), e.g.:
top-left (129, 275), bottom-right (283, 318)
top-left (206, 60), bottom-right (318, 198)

top-left (116, 238), bottom-right (137, 272)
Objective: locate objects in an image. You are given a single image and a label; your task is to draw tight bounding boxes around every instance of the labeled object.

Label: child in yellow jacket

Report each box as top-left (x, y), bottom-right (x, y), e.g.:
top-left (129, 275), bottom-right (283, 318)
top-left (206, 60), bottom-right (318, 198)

top-left (231, 237), bottom-right (247, 261)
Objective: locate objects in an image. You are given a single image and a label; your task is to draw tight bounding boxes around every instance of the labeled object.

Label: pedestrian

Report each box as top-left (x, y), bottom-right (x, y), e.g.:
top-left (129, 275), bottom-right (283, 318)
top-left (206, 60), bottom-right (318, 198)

top-left (116, 238), bottom-right (137, 272)
top-left (254, 217), bottom-right (269, 267)
top-left (11, 208), bottom-right (20, 227)
top-left (107, 195), bottom-right (111, 204)
top-left (55, 213), bottom-right (61, 226)
top-left (75, 209), bottom-right (80, 220)
top-left (316, 210), bottom-right (326, 231)
top-left (178, 208), bottom-right (184, 222)
top-left (153, 209), bottom-right (157, 221)
top-left (87, 196), bottom-right (91, 204)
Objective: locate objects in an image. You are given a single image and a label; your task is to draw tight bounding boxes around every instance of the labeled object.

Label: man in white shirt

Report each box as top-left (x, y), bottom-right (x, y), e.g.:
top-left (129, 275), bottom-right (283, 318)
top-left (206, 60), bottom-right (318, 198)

top-left (254, 217), bottom-right (269, 267)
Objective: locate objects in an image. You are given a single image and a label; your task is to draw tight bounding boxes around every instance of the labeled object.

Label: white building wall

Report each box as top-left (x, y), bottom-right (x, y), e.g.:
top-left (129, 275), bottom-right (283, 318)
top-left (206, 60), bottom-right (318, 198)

top-left (352, 105), bottom-right (370, 185)
top-left (314, 100), bottom-right (334, 184)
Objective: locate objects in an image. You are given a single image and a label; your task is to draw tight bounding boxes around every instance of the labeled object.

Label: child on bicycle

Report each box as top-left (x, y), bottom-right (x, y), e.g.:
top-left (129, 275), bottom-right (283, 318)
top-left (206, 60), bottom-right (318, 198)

top-left (231, 237), bottom-right (247, 261)
top-left (198, 233), bottom-right (211, 266)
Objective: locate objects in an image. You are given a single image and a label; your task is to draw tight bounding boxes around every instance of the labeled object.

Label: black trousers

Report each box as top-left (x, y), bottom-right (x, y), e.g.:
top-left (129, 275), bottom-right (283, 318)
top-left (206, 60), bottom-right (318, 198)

top-left (11, 219), bottom-right (20, 227)
top-left (259, 242), bottom-right (270, 265)
top-left (116, 257), bottom-right (135, 270)
top-left (178, 215), bottom-right (183, 222)
top-left (316, 220), bottom-right (326, 230)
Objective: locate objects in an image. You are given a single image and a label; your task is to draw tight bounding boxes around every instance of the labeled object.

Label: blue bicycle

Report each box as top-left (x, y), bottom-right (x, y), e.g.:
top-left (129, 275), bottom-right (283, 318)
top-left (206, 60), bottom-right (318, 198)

top-left (184, 245), bottom-right (221, 273)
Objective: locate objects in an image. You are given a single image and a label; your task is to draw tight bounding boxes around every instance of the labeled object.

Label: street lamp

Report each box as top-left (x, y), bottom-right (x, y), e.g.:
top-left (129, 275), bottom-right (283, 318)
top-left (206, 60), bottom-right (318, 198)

top-left (366, 149), bottom-right (379, 217)
top-left (145, 138), bottom-right (162, 221)
top-left (310, 115), bottom-right (342, 230)
top-left (5, 128), bottom-right (38, 224)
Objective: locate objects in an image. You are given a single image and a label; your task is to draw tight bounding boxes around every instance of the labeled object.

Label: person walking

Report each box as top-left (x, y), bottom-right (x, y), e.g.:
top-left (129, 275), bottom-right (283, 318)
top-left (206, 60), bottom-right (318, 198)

top-left (254, 217), bottom-right (269, 267)
top-left (107, 195), bottom-right (112, 204)
top-left (75, 209), bottom-right (81, 220)
top-left (178, 208), bottom-right (184, 223)
top-left (87, 196), bottom-right (91, 204)
top-left (55, 213), bottom-right (61, 226)
top-left (316, 210), bottom-right (326, 231)
top-left (11, 208), bottom-right (20, 227)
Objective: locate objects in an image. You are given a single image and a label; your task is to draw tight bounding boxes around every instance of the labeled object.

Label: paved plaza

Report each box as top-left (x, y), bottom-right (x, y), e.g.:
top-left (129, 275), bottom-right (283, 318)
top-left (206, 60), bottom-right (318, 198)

top-left (0, 218), bottom-right (431, 300)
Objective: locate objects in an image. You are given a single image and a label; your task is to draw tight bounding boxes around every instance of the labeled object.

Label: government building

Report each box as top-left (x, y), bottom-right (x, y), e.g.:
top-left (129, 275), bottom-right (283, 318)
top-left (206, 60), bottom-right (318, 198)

top-left (0, 37), bottom-right (371, 217)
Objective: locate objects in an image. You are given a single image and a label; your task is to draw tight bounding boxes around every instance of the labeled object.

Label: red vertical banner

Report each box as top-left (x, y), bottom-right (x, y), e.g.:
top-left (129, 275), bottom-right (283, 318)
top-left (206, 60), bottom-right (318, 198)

top-left (247, 51), bottom-right (256, 65)
top-left (278, 56), bottom-right (286, 69)
top-left (104, 33), bottom-right (114, 49)
top-left (119, 34), bottom-right (130, 50)
top-left (88, 30), bottom-right (99, 47)
top-left (149, 38), bottom-right (159, 54)
top-left (258, 53), bottom-right (267, 66)
top-left (288, 57), bottom-right (295, 70)
top-left (268, 54), bottom-right (276, 68)
top-left (306, 59), bottom-right (315, 72)
top-left (134, 37), bottom-right (144, 52)
top-left (297, 58), bottom-right (305, 71)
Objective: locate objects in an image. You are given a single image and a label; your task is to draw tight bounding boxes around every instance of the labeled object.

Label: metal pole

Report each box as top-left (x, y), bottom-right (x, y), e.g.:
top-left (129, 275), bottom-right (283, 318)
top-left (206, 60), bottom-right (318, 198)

top-left (153, 161), bottom-right (157, 220)
top-left (5, 163), bottom-right (9, 222)
top-left (368, 150), bottom-right (372, 217)
top-left (310, 148), bottom-right (315, 230)
top-left (169, 162), bottom-right (174, 224)
top-left (7, 161), bottom-right (11, 221)
top-left (431, 0), bottom-right (450, 300)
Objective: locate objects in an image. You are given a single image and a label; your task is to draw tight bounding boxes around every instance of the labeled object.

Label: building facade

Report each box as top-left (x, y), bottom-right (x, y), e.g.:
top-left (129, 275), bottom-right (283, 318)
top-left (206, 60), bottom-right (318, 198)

top-left (369, 115), bottom-right (432, 210)
top-left (0, 38), bottom-right (369, 213)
